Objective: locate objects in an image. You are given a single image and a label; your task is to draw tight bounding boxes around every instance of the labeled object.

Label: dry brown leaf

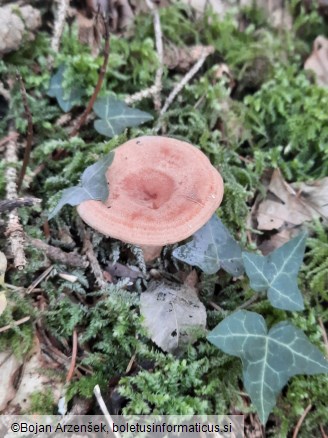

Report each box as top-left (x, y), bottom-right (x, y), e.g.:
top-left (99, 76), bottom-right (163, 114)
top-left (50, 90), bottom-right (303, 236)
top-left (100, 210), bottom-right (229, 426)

top-left (4, 337), bottom-right (63, 414)
top-left (0, 352), bottom-right (23, 412)
top-left (258, 227), bottom-right (301, 255)
top-left (164, 44), bottom-right (214, 72)
top-left (291, 177), bottom-right (328, 220)
top-left (304, 36), bottom-right (328, 87)
top-left (254, 170), bottom-right (328, 252)
top-left (256, 169), bottom-right (314, 230)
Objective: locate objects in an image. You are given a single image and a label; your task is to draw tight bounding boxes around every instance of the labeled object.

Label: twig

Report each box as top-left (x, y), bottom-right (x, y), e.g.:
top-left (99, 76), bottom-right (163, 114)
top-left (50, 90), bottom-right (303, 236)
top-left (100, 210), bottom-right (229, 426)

top-left (124, 85), bottom-right (159, 105)
top-left (237, 294), bottom-right (260, 310)
top-left (155, 49), bottom-right (211, 131)
top-left (49, 0), bottom-right (70, 69)
top-left (292, 403), bottom-right (312, 438)
top-left (145, 0), bottom-right (164, 111)
top-left (0, 197), bottom-right (41, 213)
top-left (28, 237), bottom-right (88, 268)
top-left (5, 125), bottom-right (27, 270)
top-left (80, 223), bottom-right (107, 288)
top-left (320, 425), bottom-right (328, 438)
top-left (26, 265), bottom-right (54, 294)
top-left (16, 73), bottom-right (34, 193)
top-left (209, 301), bottom-right (225, 312)
top-left (0, 316), bottom-right (31, 333)
top-left (70, 18), bottom-right (111, 137)
top-left (318, 317), bottom-right (328, 356)
top-left (66, 329), bottom-right (78, 383)
top-left (93, 385), bottom-right (121, 438)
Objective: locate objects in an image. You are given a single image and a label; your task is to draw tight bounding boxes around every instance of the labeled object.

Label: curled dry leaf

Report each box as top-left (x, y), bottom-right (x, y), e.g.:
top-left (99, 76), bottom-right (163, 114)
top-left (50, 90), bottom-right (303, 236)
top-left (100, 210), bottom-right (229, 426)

top-left (0, 352), bottom-right (23, 412)
top-left (164, 45), bottom-right (214, 72)
top-left (304, 36), bottom-right (328, 87)
top-left (140, 279), bottom-right (206, 353)
top-left (1, 337), bottom-right (63, 414)
top-left (256, 169), bottom-right (328, 231)
top-left (76, 0), bottom-right (134, 54)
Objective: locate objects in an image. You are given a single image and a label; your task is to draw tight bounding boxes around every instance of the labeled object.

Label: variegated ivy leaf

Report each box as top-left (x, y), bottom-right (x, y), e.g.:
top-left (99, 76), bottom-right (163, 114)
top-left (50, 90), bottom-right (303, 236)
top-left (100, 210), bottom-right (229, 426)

top-left (173, 214), bottom-right (244, 276)
top-left (93, 96), bottom-right (153, 138)
top-left (47, 65), bottom-right (84, 112)
top-left (48, 152), bottom-right (114, 219)
top-left (242, 232), bottom-right (307, 311)
top-left (208, 310), bottom-right (328, 424)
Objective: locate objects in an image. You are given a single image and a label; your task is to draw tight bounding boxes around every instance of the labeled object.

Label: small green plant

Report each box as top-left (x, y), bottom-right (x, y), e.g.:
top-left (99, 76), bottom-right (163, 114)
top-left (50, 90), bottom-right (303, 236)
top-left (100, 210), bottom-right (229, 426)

top-left (174, 218), bottom-right (328, 424)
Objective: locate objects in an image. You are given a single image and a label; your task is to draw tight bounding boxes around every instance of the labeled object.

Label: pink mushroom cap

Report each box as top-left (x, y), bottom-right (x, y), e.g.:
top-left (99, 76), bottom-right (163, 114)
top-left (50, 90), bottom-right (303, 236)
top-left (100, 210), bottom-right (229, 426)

top-left (77, 136), bottom-right (224, 246)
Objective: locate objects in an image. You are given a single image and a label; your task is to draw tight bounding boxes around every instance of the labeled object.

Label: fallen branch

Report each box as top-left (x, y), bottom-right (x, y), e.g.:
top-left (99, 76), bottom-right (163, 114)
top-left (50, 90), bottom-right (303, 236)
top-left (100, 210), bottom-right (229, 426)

top-left (28, 237), bottom-right (88, 268)
top-left (0, 197), bottom-right (41, 213)
top-left (70, 17), bottom-right (111, 137)
top-left (5, 126), bottom-right (27, 270)
top-left (145, 0), bottom-right (164, 112)
top-left (17, 73), bottom-right (34, 193)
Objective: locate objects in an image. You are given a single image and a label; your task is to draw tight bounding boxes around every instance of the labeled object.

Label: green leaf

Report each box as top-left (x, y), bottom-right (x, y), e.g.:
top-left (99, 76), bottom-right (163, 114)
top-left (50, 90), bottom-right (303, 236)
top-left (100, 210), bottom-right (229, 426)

top-left (207, 310), bottom-right (328, 424)
top-left (93, 96), bottom-right (153, 137)
top-left (172, 214), bottom-right (244, 276)
top-left (48, 152), bottom-right (114, 219)
top-left (47, 65), bottom-right (84, 112)
top-left (242, 232), bottom-right (307, 311)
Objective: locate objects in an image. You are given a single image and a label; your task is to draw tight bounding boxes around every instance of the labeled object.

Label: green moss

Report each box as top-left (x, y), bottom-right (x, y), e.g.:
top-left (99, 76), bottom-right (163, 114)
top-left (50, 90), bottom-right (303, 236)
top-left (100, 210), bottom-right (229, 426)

top-left (28, 389), bottom-right (56, 415)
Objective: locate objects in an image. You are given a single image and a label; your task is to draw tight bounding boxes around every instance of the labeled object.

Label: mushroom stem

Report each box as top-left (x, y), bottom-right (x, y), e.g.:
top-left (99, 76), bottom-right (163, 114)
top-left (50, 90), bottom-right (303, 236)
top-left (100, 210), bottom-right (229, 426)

top-left (140, 245), bottom-right (163, 262)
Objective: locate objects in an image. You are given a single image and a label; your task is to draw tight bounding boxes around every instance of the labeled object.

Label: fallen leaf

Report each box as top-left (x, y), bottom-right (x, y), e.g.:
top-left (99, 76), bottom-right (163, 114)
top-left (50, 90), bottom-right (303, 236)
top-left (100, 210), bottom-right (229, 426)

top-left (4, 337), bottom-right (63, 414)
top-left (304, 36), bottom-right (328, 87)
top-left (106, 262), bottom-right (142, 282)
top-left (0, 352), bottom-right (23, 412)
top-left (140, 280), bottom-right (206, 353)
top-left (256, 169), bottom-right (321, 230)
top-left (291, 177), bottom-right (328, 219)
top-left (164, 44), bottom-right (214, 72)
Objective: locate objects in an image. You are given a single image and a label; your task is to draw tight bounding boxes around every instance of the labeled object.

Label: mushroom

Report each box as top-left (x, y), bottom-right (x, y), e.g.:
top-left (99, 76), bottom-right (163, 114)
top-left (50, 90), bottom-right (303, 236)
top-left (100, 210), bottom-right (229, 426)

top-left (77, 136), bottom-right (224, 261)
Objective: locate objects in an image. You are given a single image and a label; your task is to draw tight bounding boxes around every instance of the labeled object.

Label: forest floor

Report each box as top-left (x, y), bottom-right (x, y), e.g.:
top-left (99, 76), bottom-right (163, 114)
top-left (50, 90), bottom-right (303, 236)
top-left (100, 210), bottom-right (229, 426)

top-left (0, 1), bottom-right (328, 437)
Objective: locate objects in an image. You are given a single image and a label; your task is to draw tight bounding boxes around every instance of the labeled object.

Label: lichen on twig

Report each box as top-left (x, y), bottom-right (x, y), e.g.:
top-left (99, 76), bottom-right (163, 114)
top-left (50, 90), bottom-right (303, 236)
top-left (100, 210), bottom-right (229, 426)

top-left (4, 127), bottom-right (27, 270)
top-left (145, 0), bottom-right (164, 112)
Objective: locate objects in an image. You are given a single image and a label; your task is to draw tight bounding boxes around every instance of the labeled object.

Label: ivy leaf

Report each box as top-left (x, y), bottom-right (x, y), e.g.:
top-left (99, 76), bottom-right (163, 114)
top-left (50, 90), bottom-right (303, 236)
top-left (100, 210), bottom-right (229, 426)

top-left (242, 232), bottom-right (307, 311)
top-left (172, 214), bottom-right (244, 276)
top-left (93, 96), bottom-right (153, 137)
top-left (208, 310), bottom-right (328, 424)
top-left (47, 65), bottom-right (84, 112)
top-left (48, 152), bottom-right (114, 219)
